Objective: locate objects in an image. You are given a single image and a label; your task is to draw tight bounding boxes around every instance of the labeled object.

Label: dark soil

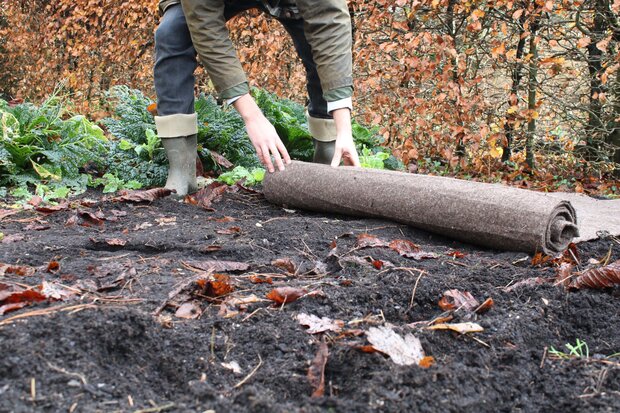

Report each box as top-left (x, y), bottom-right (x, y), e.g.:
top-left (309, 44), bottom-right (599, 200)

top-left (1, 189), bottom-right (619, 413)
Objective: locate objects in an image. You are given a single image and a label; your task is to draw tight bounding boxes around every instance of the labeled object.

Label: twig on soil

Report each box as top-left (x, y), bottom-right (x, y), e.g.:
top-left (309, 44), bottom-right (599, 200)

top-left (46, 362), bottom-right (88, 385)
top-left (133, 402), bottom-right (176, 413)
top-left (0, 304), bottom-right (97, 327)
top-left (467, 335), bottom-right (490, 348)
top-left (407, 269), bottom-right (426, 311)
top-left (242, 307), bottom-right (265, 322)
top-left (30, 378), bottom-right (36, 402)
top-left (540, 346), bottom-right (548, 369)
top-left (233, 354), bottom-right (263, 389)
top-left (95, 253), bottom-right (131, 261)
top-left (210, 326), bottom-right (216, 361)
top-left (260, 216), bottom-right (290, 225)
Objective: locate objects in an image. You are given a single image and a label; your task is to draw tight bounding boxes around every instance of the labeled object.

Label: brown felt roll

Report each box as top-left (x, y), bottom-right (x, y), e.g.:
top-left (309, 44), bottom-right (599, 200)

top-left (263, 161), bottom-right (579, 255)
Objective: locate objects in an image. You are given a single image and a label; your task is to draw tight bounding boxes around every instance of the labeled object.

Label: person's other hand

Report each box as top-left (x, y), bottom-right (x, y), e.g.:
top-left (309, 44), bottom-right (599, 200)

top-left (233, 94), bottom-right (291, 173)
top-left (331, 134), bottom-right (360, 167)
top-left (330, 108), bottom-right (360, 167)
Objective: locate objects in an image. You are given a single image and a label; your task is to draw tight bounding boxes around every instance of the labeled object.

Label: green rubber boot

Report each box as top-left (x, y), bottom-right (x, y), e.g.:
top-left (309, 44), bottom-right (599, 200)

top-left (312, 139), bottom-right (336, 164)
top-left (307, 113), bottom-right (337, 165)
top-left (155, 114), bottom-right (198, 197)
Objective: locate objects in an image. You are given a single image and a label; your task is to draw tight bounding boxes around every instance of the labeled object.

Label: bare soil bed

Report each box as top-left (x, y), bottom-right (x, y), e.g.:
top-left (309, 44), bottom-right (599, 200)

top-left (1, 188), bottom-right (619, 413)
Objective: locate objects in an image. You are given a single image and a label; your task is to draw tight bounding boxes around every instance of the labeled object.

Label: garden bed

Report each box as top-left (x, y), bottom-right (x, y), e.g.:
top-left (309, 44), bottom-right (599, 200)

top-left (1, 189), bottom-right (618, 412)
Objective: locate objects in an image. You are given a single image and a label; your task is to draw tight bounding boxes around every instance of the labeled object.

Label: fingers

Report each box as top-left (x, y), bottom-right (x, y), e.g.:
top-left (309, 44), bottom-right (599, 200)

top-left (276, 139), bottom-right (292, 165)
top-left (345, 148), bottom-right (361, 167)
top-left (331, 147), bottom-right (343, 168)
top-left (261, 144), bottom-right (275, 173)
top-left (270, 143), bottom-right (285, 172)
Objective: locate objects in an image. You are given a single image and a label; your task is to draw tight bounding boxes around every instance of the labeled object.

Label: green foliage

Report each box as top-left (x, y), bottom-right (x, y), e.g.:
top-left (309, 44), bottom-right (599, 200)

top-left (253, 88), bottom-right (314, 161)
top-left (359, 147), bottom-right (390, 169)
top-left (549, 338), bottom-right (590, 359)
top-left (90, 173), bottom-right (142, 193)
top-left (0, 93), bottom-right (107, 200)
top-left (195, 94), bottom-right (260, 170)
top-left (217, 166), bottom-right (265, 186)
top-left (101, 85), bottom-right (155, 145)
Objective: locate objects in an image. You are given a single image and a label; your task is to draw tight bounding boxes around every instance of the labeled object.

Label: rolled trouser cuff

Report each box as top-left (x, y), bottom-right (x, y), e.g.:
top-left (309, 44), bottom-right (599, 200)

top-left (155, 113), bottom-right (198, 138)
top-left (307, 112), bottom-right (336, 143)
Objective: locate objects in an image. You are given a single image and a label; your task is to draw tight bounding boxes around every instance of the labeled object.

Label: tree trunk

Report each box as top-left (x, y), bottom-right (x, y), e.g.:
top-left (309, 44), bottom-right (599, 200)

top-left (526, 20), bottom-right (539, 169)
top-left (502, 11), bottom-right (528, 162)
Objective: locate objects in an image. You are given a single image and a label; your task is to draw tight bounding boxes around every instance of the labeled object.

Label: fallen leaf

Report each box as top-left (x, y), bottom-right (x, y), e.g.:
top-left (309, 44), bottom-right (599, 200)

top-left (418, 356), bottom-right (435, 368)
top-left (389, 239), bottom-right (439, 260)
top-left (28, 195), bottom-right (43, 207)
top-left (76, 209), bottom-right (105, 227)
top-left (34, 202), bottom-right (69, 214)
top-left (297, 313), bottom-right (345, 334)
top-left (105, 238), bottom-right (127, 247)
top-left (0, 302), bottom-right (28, 316)
top-left (209, 150), bottom-right (234, 169)
top-left (474, 298), bottom-right (494, 314)
top-left (556, 262), bottom-right (574, 288)
top-left (212, 216), bottom-right (236, 223)
top-left (147, 103), bottom-right (158, 115)
top-left (356, 233), bottom-right (387, 248)
top-left (216, 226), bottom-right (241, 235)
top-left (503, 277), bottom-right (549, 292)
top-left (184, 260), bottom-right (250, 273)
top-left (185, 182), bottom-right (229, 210)
top-left (371, 259), bottom-right (383, 270)
top-left (249, 274), bottom-right (273, 284)
top-left (438, 289), bottom-right (480, 312)
top-left (308, 340), bottom-right (328, 398)
top-left (112, 187), bottom-right (174, 203)
top-left (272, 258), bottom-right (296, 274)
top-left (40, 281), bottom-right (76, 300)
top-left (65, 215), bottom-right (79, 226)
top-left (428, 322), bottom-right (484, 334)
top-left (357, 345), bottom-right (378, 353)
top-left (156, 216), bottom-right (177, 226)
top-left (266, 286), bottom-right (307, 305)
top-left (202, 245), bottom-right (223, 253)
top-left (175, 302), bottom-right (202, 319)
top-left (446, 250), bottom-right (467, 258)
top-left (46, 260), bottom-right (60, 273)
top-left (0, 209), bottom-right (20, 220)
top-left (221, 361), bottom-right (242, 374)
top-left (24, 222), bottom-right (50, 231)
top-left (201, 274), bottom-right (235, 297)
top-left (569, 260), bottom-right (620, 289)
top-left (1, 233), bottom-right (25, 244)
top-left (366, 326), bottom-right (425, 366)
top-left (0, 262), bottom-right (36, 277)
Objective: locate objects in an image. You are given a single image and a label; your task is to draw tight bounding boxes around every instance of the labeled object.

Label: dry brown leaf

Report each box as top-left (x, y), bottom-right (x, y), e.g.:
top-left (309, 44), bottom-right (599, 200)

top-left (77, 209), bottom-right (105, 227)
top-left (112, 187), bottom-right (174, 203)
top-left (0, 262), bottom-right (36, 277)
top-left (185, 182), bottom-right (229, 210)
top-left (266, 286), bottom-right (307, 305)
top-left (105, 238), bottom-right (127, 247)
top-left (556, 262), bottom-right (574, 288)
top-left (249, 274), bottom-right (273, 284)
top-left (474, 297), bottom-right (494, 314)
top-left (308, 340), bottom-right (328, 398)
top-left (175, 302), bottom-right (202, 319)
top-left (202, 245), bottom-right (223, 253)
top-left (503, 277), bottom-right (549, 292)
top-left (356, 233), bottom-right (387, 248)
top-left (184, 260), bottom-right (250, 273)
top-left (297, 313), bottom-right (345, 334)
top-left (569, 260), bottom-right (620, 289)
top-left (202, 274), bottom-right (235, 297)
top-left (34, 202), bottom-right (70, 214)
top-left (418, 356), bottom-right (435, 368)
top-left (46, 260), bottom-right (60, 274)
top-left (439, 289), bottom-right (480, 312)
top-left (272, 258), bottom-right (296, 274)
top-left (428, 322), bottom-right (484, 334)
top-left (446, 250), bottom-right (467, 259)
top-left (0, 209), bottom-right (20, 220)
top-left (209, 150), bottom-right (233, 169)
top-left (216, 226), bottom-right (241, 235)
top-left (366, 326), bottom-right (425, 366)
top-left (40, 281), bottom-right (76, 300)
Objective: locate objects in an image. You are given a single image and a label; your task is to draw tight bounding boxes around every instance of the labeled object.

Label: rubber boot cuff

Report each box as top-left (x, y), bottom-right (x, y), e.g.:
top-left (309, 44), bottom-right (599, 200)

top-left (155, 113), bottom-right (198, 137)
top-left (307, 112), bottom-right (337, 143)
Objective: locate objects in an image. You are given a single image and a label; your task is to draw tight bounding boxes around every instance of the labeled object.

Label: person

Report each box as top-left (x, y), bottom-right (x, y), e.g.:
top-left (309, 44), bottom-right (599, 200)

top-left (154, 0), bottom-right (360, 196)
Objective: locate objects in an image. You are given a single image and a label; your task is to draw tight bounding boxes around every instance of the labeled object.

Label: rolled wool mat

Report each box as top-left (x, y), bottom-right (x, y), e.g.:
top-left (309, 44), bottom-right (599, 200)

top-left (263, 161), bottom-right (579, 255)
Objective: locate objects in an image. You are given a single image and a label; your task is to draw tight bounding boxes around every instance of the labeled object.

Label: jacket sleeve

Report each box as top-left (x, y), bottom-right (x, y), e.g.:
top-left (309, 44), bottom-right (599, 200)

top-left (295, 0), bottom-right (353, 96)
top-left (180, 0), bottom-right (249, 99)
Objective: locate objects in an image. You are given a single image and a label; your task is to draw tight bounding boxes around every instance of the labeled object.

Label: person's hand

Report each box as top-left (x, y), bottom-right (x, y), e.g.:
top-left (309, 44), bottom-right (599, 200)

top-left (233, 94), bottom-right (291, 173)
top-left (330, 107), bottom-right (360, 167)
top-left (331, 134), bottom-right (360, 167)
top-left (245, 114), bottom-right (291, 173)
